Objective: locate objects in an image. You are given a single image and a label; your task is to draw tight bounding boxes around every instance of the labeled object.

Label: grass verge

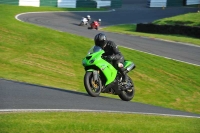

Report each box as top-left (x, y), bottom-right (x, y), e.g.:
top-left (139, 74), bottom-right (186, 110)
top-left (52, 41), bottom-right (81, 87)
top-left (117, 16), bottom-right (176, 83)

top-left (153, 12), bottom-right (200, 26)
top-left (0, 112), bottom-right (200, 133)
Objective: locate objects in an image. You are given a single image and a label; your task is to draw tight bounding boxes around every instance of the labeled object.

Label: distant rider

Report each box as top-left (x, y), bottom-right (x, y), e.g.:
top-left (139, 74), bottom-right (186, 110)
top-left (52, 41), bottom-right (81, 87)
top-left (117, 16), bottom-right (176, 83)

top-left (86, 15), bottom-right (91, 22)
top-left (97, 19), bottom-right (101, 25)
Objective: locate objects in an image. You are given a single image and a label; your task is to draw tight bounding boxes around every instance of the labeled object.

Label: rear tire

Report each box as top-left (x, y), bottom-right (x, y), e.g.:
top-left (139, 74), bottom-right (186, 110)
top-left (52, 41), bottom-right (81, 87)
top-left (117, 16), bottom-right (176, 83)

top-left (84, 71), bottom-right (102, 97)
top-left (118, 76), bottom-right (134, 101)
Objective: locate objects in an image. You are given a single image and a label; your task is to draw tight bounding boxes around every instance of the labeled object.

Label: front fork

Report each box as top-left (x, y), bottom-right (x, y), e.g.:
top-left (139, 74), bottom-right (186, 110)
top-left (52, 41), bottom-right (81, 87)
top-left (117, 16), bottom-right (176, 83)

top-left (92, 70), bottom-right (98, 82)
top-left (91, 70), bottom-right (102, 89)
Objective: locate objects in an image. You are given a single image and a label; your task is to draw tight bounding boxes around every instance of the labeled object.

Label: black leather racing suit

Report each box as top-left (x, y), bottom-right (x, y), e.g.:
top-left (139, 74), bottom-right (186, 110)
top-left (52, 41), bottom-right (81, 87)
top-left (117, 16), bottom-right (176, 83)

top-left (102, 40), bottom-right (128, 82)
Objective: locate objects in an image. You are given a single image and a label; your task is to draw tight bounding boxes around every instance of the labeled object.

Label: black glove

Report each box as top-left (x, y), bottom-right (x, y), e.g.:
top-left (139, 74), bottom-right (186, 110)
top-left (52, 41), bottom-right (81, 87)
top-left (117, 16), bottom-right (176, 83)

top-left (102, 56), bottom-right (108, 60)
top-left (103, 55), bottom-right (114, 61)
top-left (102, 56), bottom-right (109, 60)
top-left (109, 55), bottom-right (115, 60)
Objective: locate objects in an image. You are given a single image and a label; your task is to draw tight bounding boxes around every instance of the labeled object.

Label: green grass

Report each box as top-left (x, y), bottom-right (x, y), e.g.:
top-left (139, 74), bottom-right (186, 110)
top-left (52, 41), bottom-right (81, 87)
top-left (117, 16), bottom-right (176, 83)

top-left (0, 112), bottom-right (200, 133)
top-left (101, 13), bottom-right (200, 46)
top-left (0, 4), bottom-right (200, 133)
top-left (153, 12), bottom-right (200, 26)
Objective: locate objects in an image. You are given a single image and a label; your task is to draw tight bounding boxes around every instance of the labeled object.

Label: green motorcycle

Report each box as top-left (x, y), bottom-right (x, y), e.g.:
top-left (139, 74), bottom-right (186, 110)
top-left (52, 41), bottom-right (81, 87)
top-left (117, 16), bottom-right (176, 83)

top-left (82, 45), bottom-right (136, 101)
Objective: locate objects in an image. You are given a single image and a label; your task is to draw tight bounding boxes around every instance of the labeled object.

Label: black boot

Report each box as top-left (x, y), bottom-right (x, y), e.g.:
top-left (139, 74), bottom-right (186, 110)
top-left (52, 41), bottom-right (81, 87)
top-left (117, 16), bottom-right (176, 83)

top-left (118, 67), bottom-right (128, 85)
top-left (122, 73), bottom-right (128, 85)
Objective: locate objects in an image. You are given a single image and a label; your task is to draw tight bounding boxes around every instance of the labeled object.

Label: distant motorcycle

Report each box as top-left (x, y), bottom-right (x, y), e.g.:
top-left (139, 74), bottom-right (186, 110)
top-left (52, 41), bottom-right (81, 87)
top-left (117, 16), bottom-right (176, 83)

top-left (88, 19), bottom-right (101, 30)
top-left (79, 17), bottom-right (89, 26)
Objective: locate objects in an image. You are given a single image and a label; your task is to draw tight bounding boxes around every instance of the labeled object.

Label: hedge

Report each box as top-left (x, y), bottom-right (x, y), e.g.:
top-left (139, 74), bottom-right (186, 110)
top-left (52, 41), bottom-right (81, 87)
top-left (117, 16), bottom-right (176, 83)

top-left (136, 23), bottom-right (200, 38)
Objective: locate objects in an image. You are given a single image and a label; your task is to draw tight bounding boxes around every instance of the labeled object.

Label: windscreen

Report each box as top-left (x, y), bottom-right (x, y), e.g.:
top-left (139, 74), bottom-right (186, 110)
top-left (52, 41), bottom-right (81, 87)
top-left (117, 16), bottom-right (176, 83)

top-left (88, 46), bottom-right (102, 54)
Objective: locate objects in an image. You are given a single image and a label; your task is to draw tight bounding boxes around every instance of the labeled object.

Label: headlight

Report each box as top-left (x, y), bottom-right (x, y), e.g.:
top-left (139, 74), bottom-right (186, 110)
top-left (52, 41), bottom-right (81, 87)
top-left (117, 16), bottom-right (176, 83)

top-left (89, 59), bottom-right (95, 64)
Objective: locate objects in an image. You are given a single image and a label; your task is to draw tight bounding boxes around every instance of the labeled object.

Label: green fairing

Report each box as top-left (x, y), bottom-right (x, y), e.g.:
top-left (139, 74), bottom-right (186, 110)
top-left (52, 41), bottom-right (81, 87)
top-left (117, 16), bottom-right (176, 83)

top-left (82, 49), bottom-right (117, 85)
top-left (95, 59), bottom-right (117, 85)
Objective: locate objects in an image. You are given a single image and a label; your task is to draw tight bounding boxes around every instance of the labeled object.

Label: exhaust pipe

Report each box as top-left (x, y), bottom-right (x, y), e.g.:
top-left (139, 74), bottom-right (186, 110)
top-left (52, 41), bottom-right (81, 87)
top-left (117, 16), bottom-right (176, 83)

top-left (127, 63), bottom-right (135, 72)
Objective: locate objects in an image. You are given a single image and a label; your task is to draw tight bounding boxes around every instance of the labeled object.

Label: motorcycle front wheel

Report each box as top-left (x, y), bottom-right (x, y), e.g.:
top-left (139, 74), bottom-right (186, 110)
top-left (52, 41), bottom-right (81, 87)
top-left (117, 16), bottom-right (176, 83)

top-left (118, 76), bottom-right (135, 101)
top-left (84, 71), bottom-right (102, 97)
top-left (79, 22), bottom-right (84, 26)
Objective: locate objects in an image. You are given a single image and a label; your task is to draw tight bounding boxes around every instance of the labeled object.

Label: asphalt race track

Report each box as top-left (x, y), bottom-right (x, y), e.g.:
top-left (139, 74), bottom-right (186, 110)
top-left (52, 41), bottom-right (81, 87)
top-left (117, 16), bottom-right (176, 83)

top-left (1, 0), bottom-right (200, 117)
top-left (1, 79), bottom-right (200, 118)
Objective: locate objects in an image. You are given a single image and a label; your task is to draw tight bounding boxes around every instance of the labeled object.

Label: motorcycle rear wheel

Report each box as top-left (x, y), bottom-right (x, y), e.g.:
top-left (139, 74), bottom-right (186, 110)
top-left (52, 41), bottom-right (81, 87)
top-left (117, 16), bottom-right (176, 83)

top-left (118, 76), bottom-right (134, 101)
top-left (84, 71), bottom-right (102, 97)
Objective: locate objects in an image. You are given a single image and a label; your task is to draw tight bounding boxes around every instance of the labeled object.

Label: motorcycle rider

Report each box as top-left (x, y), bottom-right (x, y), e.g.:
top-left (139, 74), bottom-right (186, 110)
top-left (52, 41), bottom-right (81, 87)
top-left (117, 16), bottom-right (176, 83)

top-left (86, 15), bottom-right (91, 22)
top-left (91, 19), bottom-right (101, 25)
top-left (98, 19), bottom-right (101, 24)
top-left (94, 19), bottom-right (101, 25)
top-left (89, 19), bottom-right (101, 29)
top-left (94, 33), bottom-right (128, 85)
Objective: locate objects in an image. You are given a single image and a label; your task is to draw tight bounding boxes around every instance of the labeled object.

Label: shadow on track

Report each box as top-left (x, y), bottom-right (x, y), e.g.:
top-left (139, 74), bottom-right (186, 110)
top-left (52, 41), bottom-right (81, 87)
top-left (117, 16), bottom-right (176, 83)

top-left (0, 78), bottom-right (88, 97)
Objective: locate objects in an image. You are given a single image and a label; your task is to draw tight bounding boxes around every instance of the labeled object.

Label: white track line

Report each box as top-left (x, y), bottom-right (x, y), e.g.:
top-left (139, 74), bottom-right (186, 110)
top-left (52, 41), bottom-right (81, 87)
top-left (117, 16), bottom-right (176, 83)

top-left (122, 45), bottom-right (200, 67)
top-left (15, 10), bottom-right (114, 22)
top-left (1, 109), bottom-right (200, 118)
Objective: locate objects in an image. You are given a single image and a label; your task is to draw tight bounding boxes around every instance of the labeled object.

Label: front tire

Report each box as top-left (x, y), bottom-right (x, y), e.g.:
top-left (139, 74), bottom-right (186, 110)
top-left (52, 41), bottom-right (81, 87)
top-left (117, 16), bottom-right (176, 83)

top-left (84, 71), bottom-right (102, 97)
top-left (118, 76), bottom-right (134, 101)
top-left (79, 22), bottom-right (84, 26)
